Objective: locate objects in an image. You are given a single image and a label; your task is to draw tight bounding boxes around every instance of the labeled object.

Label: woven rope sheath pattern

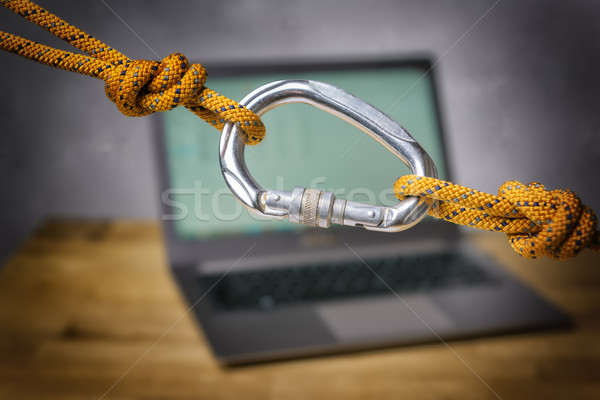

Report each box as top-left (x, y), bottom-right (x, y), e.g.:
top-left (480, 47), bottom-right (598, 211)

top-left (0, 0), bottom-right (265, 144)
top-left (395, 175), bottom-right (600, 260)
top-left (2, 1), bottom-right (599, 259)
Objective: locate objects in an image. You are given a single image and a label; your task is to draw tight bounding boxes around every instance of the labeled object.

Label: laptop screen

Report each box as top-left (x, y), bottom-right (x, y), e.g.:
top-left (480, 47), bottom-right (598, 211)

top-left (160, 62), bottom-right (447, 240)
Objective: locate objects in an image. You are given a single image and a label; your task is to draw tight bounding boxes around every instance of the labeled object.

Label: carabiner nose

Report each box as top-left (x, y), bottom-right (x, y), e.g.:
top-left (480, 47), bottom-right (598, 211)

top-left (219, 80), bottom-right (438, 232)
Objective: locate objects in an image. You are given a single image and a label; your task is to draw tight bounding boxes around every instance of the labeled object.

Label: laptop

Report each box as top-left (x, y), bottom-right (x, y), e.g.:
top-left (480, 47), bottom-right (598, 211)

top-left (152, 59), bottom-right (569, 365)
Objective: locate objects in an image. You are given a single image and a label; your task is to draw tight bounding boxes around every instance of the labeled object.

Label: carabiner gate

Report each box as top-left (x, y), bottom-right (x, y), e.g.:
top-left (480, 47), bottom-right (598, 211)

top-left (219, 80), bottom-right (438, 232)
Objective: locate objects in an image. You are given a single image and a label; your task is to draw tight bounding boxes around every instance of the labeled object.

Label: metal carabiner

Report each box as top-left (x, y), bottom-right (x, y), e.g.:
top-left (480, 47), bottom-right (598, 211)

top-left (219, 80), bottom-right (438, 232)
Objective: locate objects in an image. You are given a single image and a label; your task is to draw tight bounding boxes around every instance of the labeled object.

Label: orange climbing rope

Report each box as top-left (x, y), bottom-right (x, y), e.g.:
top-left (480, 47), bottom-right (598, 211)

top-left (395, 176), bottom-right (600, 260)
top-left (1, 0), bottom-right (598, 259)
top-left (0, 0), bottom-right (265, 144)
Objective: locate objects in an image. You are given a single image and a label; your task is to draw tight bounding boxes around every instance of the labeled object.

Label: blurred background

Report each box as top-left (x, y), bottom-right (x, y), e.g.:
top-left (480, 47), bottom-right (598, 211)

top-left (1, 0), bottom-right (599, 265)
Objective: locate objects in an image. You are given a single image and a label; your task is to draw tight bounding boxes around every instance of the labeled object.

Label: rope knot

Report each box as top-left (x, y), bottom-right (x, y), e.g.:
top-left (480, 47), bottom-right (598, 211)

top-left (103, 53), bottom-right (265, 144)
top-left (104, 52), bottom-right (206, 116)
top-left (393, 175), bottom-right (600, 259)
top-left (501, 182), bottom-right (599, 260)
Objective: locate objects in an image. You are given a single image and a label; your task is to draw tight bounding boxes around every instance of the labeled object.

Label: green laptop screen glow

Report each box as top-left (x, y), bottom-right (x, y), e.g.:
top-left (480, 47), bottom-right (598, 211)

top-left (161, 65), bottom-right (446, 239)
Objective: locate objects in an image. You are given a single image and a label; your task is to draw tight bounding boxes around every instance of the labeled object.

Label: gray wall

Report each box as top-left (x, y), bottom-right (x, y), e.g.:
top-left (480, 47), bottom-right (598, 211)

top-left (1, 0), bottom-right (599, 263)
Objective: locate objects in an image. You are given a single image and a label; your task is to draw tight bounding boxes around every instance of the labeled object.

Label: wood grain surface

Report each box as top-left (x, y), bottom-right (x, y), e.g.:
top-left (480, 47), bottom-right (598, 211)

top-left (1, 219), bottom-right (599, 399)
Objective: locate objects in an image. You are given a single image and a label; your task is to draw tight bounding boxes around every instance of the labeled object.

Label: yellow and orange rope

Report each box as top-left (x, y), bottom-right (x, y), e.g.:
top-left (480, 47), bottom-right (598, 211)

top-left (0, 0), bottom-right (265, 144)
top-left (1, 0), bottom-right (599, 259)
top-left (395, 176), bottom-right (600, 260)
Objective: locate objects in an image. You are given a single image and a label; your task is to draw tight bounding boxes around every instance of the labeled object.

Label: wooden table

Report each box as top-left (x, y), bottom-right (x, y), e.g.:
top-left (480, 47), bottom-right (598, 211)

top-left (1, 219), bottom-right (599, 399)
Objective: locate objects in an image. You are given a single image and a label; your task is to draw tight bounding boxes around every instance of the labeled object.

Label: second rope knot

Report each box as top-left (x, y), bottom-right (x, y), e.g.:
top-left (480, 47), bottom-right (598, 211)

top-left (501, 182), bottom-right (599, 260)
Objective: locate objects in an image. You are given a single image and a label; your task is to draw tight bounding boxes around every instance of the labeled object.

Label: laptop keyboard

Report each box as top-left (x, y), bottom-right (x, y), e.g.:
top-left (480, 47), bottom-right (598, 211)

top-left (199, 252), bottom-right (497, 311)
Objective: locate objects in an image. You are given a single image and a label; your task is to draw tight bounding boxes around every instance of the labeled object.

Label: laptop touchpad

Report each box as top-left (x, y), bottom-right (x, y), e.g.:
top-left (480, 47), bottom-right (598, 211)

top-left (315, 295), bottom-right (455, 342)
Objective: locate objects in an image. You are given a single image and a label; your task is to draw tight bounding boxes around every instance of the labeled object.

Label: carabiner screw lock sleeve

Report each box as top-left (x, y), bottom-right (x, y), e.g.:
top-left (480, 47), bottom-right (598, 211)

top-left (263, 188), bottom-right (384, 229)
